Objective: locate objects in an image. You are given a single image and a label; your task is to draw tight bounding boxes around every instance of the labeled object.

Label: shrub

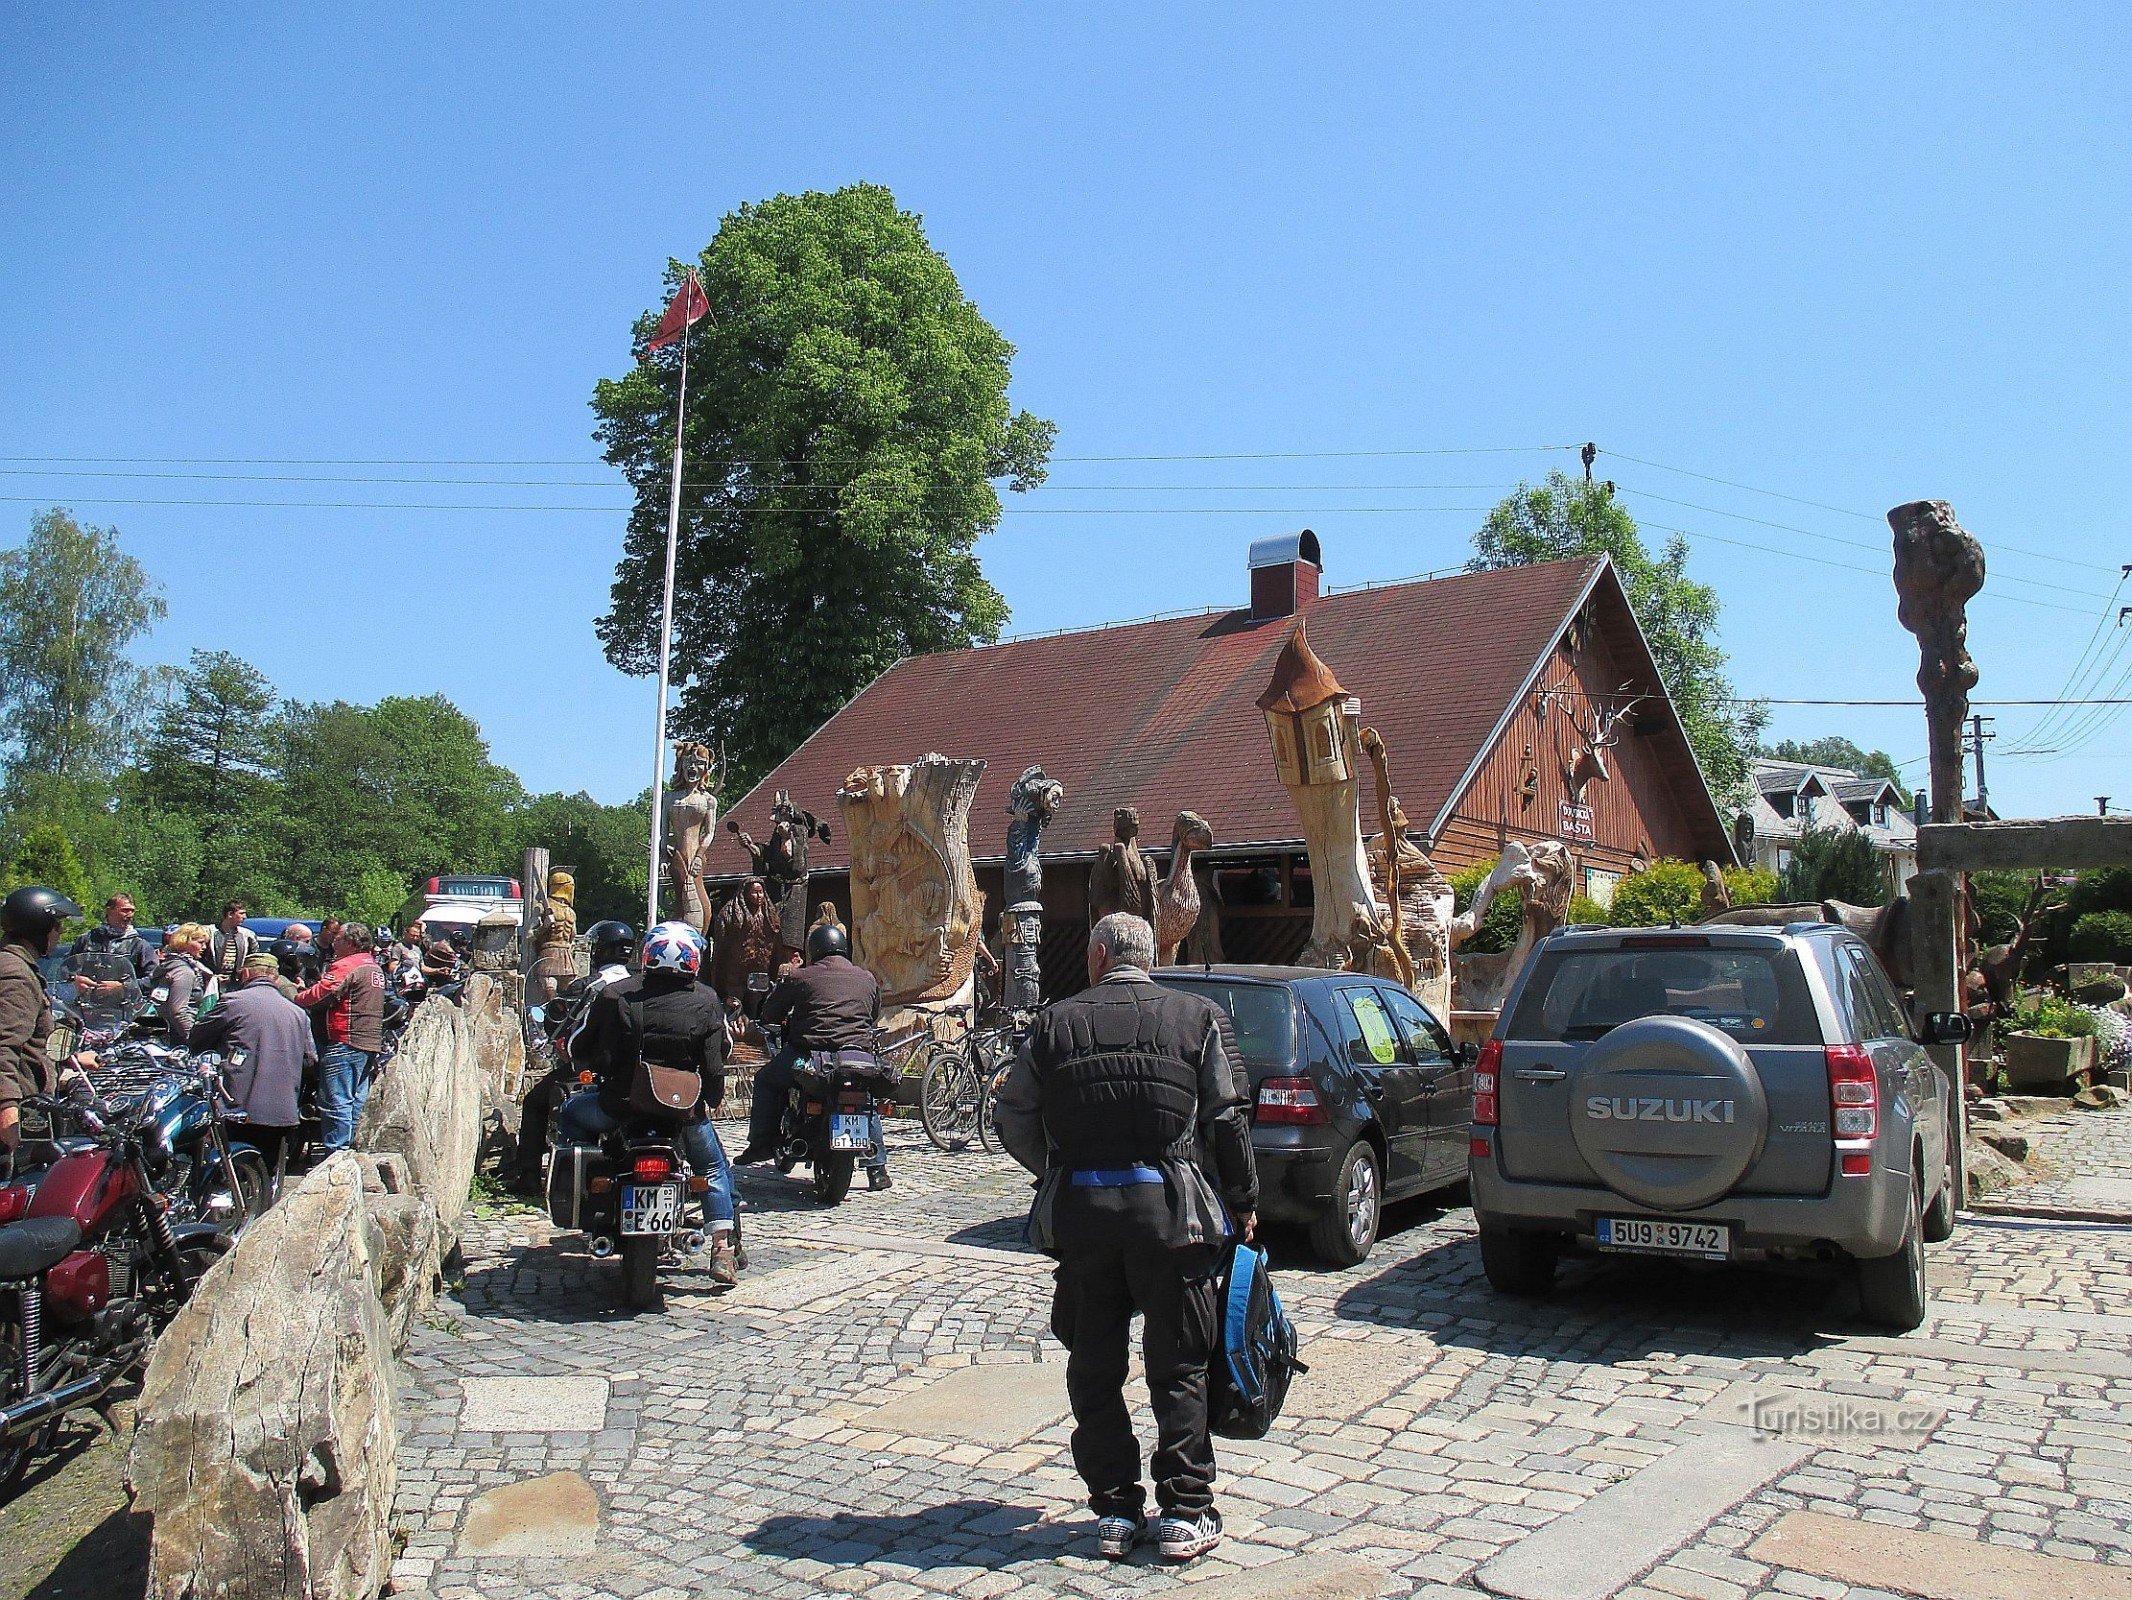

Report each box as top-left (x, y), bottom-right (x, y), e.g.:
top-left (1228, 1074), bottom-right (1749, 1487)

top-left (1566, 894), bottom-right (1612, 927)
top-left (2066, 911), bottom-right (2132, 965)
top-left (1723, 866), bottom-right (1778, 907)
top-left (1778, 827), bottom-right (1886, 906)
top-left (2007, 993), bottom-right (2097, 1040)
top-left (1448, 858), bottom-right (1523, 955)
top-left (1608, 859), bottom-right (1706, 927)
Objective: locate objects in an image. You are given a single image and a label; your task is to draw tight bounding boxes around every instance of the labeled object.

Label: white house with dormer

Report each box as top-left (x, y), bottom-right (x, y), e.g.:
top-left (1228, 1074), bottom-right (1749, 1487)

top-left (1740, 760), bottom-right (1918, 895)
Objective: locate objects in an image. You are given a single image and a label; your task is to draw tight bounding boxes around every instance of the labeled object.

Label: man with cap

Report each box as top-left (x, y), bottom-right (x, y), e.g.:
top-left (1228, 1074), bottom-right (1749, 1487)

top-left (189, 952), bottom-right (316, 1186)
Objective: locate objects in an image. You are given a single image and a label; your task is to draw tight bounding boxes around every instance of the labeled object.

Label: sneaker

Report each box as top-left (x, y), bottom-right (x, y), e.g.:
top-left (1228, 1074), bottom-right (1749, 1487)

top-left (869, 1168), bottom-right (893, 1192)
top-left (706, 1238), bottom-right (738, 1288)
top-left (1155, 1510), bottom-right (1221, 1562)
top-left (1095, 1514), bottom-right (1146, 1560)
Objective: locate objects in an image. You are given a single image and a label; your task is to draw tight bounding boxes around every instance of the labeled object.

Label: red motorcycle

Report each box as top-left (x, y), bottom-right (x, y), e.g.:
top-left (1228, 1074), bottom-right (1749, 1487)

top-left (0, 1085), bottom-right (230, 1494)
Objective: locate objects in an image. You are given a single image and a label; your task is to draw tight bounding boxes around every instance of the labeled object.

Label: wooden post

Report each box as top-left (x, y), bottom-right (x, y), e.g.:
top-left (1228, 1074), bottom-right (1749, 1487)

top-left (519, 846), bottom-right (548, 1051)
top-left (1908, 869), bottom-right (1966, 1189)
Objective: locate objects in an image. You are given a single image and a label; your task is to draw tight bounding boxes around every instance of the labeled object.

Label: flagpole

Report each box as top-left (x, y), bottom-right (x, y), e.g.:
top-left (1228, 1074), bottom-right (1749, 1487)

top-left (646, 286), bottom-right (692, 931)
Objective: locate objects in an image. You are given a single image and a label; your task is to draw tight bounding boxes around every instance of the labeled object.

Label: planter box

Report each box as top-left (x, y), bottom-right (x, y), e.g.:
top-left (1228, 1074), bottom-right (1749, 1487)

top-left (2003, 1032), bottom-right (2096, 1091)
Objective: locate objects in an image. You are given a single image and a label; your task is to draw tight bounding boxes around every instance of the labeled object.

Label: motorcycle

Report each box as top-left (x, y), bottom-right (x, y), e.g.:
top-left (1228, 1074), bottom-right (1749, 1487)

top-left (544, 1081), bottom-right (710, 1312)
top-left (768, 1038), bottom-right (894, 1206)
top-left (0, 1083), bottom-right (231, 1493)
top-left (89, 1045), bottom-right (272, 1230)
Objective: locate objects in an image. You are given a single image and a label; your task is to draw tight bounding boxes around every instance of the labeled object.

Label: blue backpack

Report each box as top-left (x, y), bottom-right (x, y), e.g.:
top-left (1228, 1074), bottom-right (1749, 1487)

top-left (1209, 1241), bottom-right (1307, 1440)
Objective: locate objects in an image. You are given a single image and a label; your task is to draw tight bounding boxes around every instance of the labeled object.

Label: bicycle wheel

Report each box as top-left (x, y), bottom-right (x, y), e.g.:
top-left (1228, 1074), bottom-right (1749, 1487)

top-left (919, 1046), bottom-right (980, 1152)
top-left (975, 1032), bottom-right (1014, 1155)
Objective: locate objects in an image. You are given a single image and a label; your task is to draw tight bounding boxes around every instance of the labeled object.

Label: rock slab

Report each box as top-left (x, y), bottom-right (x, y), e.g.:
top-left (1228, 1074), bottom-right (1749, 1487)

top-left (129, 1153), bottom-right (397, 1600)
top-left (1753, 1509), bottom-right (2132, 1599)
top-left (357, 995), bottom-right (482, 1247)
top-left (459, 1471), bottom-right (599, 1557)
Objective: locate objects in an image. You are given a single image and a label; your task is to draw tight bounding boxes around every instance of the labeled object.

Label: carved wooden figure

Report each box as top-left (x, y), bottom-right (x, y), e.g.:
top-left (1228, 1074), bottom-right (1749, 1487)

top-left (838, 755), bottom-right (987, 1008)
top-left (1359, 729), bottom-right (1416, 991)
top-left (1088, 806), bottom-right (1160, 925)
top-left (1258, 621), bottom-right (1383, 971)
top-left (1003, 766), bottom-right (1065, 1009)
top-left (1154, 811), bottom-right (1214, 965)
top-left (661, 742), bottom-right (722, 934)
top-left (708, 877), bottom-right (778, 1007)
top-left (532, 869), bottom-right (578, 1003)
top-left (1700, 860), bottom-right (1732, 919)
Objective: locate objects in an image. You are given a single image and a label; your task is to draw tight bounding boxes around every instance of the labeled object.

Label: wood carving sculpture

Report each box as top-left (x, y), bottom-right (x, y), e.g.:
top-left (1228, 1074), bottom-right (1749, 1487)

top-left (1088, 806), bottom-right (1160, 925)
top-left (1890, 500), bottom-right (1986, 826)
top-left (729, 791), bottom-right (830, 960)
top-left (1258, 622), bottom-right (1382, 971)
top-left (661, 742), bottom-right (723, 933)
top-left (838, 755), bottom-right (987, 1009)
top-left (532, 868), bottom-right (578, 1003)
top-left (708, 877), bottom-right (778, 1006)
top-left (1154, 811), bottom-right (1214, 965)
top-left (1366, 813), bottom-right (1526, 1022)
top-left (1700, 860), bottom-right (1732, 918)
top-left (1503, 841), bottom-right (1575, 995)
top-left (1003, 765), bottom-right (1065, 1009)
top-left (1561, 692), bottom-right (1645, 806)
top-left (1979, 876), bottom-right (2060, 1013)
top-left (1358, 729), bottom-right (1415, 991)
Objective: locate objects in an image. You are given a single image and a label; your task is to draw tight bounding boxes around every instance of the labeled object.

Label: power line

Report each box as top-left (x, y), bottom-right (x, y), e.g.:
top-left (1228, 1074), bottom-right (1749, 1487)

top-left (1726, 697), bottom-right (2132, 706)
top-left (0, 494), bottom-right (1502, 517)
top-left (0, 443), bottom-right (1579, 469)
top-left (2001, 571), bottom-right (2132, 754)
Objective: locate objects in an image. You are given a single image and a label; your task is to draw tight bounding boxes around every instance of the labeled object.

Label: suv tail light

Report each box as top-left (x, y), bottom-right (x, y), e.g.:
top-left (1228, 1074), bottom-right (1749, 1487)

top-left (1473, 1040), bottom-right (1502, 1127)
top-left (1825, 1044), bottom-right (1878, 1147)
top-left (632, 1154), bottom-right (676, 1182)
top-left (1255, 1077), bottom-right (1329, 1126)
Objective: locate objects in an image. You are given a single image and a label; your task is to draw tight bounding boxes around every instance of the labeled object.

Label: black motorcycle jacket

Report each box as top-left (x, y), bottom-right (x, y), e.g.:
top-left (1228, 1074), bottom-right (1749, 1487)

top-left (577, 971), bottom-right (728, 1120)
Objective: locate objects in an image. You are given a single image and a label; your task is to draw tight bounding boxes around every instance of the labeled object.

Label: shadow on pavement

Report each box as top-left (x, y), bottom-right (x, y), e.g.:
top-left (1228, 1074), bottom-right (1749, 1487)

top-left (744, 1499), bottom-right (1050, 1569)
top-left (26, 1508), bottom-right (149, 1600)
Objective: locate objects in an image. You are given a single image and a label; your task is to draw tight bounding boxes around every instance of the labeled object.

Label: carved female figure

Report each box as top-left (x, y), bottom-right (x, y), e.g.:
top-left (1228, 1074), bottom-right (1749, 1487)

top-left (662, 742), bottom-right (720, 934)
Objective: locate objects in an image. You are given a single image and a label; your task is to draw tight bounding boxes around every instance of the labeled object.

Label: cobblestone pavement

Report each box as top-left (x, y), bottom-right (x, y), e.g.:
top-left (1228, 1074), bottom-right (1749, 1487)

top-left (1982, 1103), bottom-right (2132, 1221)
top-left (392, 1109), bottom-right (2132, 1600)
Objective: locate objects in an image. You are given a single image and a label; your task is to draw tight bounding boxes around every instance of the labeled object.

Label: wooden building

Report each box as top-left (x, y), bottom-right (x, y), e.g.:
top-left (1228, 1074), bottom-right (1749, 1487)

top-left (706, 535), bottom-right (1736, 995)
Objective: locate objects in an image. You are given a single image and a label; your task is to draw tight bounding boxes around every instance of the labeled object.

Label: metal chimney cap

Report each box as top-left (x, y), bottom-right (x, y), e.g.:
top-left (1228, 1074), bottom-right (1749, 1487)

top-left (1247, 529), bottom-right (1321, 571)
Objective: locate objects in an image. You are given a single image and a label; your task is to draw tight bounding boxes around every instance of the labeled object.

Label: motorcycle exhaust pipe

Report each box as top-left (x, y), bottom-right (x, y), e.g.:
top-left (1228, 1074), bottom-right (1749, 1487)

top-left (587, 1235), bottom-right (617, 1259)
top-left (786, 1137), bottom-right (810, 1160)
top-left (0, 1367), bottom-right (123, 1442)
top-left (679, 1230), bottom-right (707, 1256)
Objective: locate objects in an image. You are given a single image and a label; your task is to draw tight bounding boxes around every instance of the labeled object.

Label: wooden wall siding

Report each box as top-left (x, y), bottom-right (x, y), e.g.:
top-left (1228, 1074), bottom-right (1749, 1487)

top-left (1429, 623), bottom-right (1703, 879)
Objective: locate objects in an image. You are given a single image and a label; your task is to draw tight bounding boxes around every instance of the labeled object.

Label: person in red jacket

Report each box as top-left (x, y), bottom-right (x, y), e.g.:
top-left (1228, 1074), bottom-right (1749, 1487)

top-left (297, 920), bottom-right (385, 1151)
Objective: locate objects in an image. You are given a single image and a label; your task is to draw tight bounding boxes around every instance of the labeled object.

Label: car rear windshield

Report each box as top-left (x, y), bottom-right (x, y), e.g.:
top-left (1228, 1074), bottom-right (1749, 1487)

top-left (1153, 979), bottom-right (1296, 1071)
top-left (1505, 945), bottom-right (1822, 1045)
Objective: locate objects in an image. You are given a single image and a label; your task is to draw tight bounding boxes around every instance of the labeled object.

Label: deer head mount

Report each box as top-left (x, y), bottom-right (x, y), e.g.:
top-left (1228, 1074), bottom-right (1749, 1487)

top-left (1562, 689), bottom-right (1647, 805)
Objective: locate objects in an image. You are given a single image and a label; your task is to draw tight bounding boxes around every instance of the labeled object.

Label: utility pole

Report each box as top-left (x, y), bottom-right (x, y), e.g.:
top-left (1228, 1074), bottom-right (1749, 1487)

top-left (2101, 797), bottom-right (2114, 817)
top-left (1966, 713), bottom-right (1995, 816)
top-left (1581, 442), bottom-right (1597, 484)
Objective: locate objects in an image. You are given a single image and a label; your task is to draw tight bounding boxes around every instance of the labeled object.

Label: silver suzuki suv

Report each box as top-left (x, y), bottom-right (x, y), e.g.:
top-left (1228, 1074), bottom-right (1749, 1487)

top-left (1469, 922), bottom-right (1964, 1330)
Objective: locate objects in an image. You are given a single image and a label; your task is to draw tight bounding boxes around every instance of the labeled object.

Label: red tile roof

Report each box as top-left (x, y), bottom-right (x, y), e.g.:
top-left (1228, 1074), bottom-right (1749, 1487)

top-left (709, 555), bottom-right (1702, 875)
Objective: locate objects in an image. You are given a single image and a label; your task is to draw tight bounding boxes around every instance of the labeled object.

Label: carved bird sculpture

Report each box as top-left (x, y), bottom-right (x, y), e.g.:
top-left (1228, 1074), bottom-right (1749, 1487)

top-left (1155, 810), bottom-right (1215, 963)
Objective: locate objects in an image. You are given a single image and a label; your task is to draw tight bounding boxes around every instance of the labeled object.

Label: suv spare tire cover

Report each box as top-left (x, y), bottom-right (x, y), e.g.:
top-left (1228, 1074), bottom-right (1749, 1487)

top-left (1569, 1015), bottom-right (1770, 1212)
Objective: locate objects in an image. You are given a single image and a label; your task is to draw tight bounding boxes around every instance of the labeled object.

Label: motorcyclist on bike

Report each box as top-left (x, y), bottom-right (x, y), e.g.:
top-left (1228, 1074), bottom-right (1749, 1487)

top-left (556, 923), bottom-right (741, 1286)
top-left (512, 919), bottom-right (634, 1195)
top-left (0, 886), bottom-right (95, 1156)
top-left (736, 921), bottom-right (892, 1191)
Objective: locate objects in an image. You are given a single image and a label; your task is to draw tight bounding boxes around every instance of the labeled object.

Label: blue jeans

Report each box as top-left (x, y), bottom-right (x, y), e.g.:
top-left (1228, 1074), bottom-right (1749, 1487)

top-left (319, 1044), bottom-right (376, 1152)
top-left (554, 1092), bottom-right (735, 1228)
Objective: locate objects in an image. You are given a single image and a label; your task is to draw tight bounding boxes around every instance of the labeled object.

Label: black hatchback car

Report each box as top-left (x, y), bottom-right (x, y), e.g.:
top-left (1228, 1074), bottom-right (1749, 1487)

top-left (1151, 964), bottom-right (1476, 1265)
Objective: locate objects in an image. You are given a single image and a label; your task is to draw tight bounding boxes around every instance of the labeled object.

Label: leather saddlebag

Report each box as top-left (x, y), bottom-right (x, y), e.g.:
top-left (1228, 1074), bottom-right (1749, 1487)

top-left (630, 1063), bottom-right (702, 1119)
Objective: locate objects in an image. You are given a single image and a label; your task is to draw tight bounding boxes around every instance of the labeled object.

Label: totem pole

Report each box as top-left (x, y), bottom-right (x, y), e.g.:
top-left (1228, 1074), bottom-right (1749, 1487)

top-left (1891, 500), bottom-right (1986, 826)
top-left (1002, 765), bottom-right (1065, 1009)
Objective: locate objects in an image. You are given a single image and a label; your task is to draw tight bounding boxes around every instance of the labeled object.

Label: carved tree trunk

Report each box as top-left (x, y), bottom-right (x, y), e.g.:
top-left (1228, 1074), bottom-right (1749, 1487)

top-left (1289, 721), bottom-right (1384, 970)
top-left (840, 754), bottom-right (988, 1006)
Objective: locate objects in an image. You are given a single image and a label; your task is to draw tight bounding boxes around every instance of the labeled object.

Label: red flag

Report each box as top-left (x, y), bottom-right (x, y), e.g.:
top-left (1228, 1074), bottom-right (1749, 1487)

top-left (646, 271), bottom-right (708, 353)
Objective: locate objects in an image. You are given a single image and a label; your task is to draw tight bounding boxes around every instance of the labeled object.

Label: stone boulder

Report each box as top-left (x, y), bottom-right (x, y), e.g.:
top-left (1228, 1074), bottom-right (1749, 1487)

top-left (130, 1153), bottom-right (397, 1600)
top-left (1963, 1138), bottom-right (2027, 1200)
top-left (354, 1151), bottom-right (440, 1350)
top-left (357, 995), bottom-right (482, 1247)
top-left (1973, 1124), bottom-right (2030, 1163)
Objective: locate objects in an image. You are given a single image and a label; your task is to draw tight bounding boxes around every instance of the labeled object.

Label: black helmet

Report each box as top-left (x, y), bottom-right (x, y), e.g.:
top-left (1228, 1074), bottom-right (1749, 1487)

top-left (268, 936), bottom-right (307, 978)
top-left (2, 886), bottom-right (81, 943)
top-left (805, 922), bottom-right (850, 962)
top-left (586, 919), bottom-right (636, 964)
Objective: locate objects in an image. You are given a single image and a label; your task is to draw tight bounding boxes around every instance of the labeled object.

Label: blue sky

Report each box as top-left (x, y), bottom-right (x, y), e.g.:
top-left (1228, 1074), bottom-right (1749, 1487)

top-left (3, 6), bottom-right (2126, 819)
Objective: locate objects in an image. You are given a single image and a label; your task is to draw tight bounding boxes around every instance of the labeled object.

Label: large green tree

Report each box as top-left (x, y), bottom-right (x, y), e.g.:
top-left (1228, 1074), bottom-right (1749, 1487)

top-left (143, 649), bottom-right (284, 903)
top-left (593, 184), bottom-right (1055, 791)
top-left (1468, 473), bottom-right (1764, 801)
top-left (275, 695), bottom-right (525, 912)
top-left (0, 508), bottom-right (166, 785)
top-left (508, 790), bottom-right (651, 926)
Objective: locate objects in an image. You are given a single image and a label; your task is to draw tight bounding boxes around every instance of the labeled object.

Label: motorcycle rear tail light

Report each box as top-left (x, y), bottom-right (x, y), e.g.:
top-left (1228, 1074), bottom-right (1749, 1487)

top-left (1255, 1077), bottom-right (1329, 1126)
top-left (804, 1100), bottom-right (825, 1115)
top-left (632, 1155), bottom-right (675, 1181)
top-left (1824, 1044), bottom-right (1878, 1141)
top-left (0, 1186), bottom-right (26, 1223)
top-left (1473, 1041), bottom-right (1503, 1127)
top-left (588, 1176), bottom-right (614, 1194)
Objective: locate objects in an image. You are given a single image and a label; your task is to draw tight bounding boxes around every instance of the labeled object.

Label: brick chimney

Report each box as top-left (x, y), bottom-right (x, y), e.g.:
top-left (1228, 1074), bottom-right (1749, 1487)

top-left (1248, 529), bottom-right (1322, 620)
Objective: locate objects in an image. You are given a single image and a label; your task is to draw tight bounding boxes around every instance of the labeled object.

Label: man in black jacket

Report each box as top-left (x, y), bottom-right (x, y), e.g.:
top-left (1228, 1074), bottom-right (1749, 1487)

top-left (735, 922), bottom-right (891, 1189)
top-left (991, 912), bottom-right (1258, 1565)
top-left (555, 923), bottom-right (739, 1286)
